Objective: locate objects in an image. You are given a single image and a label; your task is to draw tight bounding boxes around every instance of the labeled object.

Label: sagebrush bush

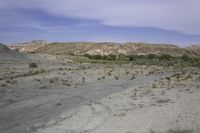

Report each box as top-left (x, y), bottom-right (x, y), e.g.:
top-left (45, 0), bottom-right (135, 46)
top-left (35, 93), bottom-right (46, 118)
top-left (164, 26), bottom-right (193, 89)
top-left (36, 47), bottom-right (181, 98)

top-left (29, 62), bottom-right (38, 68)
top-left (115, 76), bottom-right (119, 80)
top-left (82, 77), bottom-right (85, 83)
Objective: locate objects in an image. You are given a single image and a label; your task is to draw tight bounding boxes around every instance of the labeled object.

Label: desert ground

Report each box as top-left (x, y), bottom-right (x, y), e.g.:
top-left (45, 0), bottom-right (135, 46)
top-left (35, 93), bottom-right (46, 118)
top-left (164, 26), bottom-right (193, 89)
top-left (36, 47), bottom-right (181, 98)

top-left (0, 52), bottom-right (200, 133)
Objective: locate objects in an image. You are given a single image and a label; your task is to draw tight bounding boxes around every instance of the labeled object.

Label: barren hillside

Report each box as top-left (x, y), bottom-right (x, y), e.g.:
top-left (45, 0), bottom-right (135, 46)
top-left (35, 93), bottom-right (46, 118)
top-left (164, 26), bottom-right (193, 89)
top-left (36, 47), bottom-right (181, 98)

top-left (0, 43), bottom-right (26, 60)
top-left (9, 41), bottom-right (200, 57)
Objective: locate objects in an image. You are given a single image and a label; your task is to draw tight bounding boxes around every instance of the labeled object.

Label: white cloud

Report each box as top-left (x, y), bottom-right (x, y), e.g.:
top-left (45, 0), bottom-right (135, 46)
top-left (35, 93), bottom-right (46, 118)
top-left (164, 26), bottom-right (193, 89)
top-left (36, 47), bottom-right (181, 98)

top-left (1, 0), bottom-right (200, 35)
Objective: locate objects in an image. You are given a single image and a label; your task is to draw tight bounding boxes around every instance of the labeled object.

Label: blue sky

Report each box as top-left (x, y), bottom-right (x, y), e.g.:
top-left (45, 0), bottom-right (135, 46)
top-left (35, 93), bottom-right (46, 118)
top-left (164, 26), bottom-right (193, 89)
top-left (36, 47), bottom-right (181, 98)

top-left (1, 0), bottom-right (200, 47)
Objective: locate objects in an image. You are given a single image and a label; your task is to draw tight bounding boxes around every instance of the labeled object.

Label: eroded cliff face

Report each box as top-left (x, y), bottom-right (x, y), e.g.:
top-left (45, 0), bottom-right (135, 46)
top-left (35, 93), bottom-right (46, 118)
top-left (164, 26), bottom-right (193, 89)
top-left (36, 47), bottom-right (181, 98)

top-left (8, 41), bottom-right (200, 57)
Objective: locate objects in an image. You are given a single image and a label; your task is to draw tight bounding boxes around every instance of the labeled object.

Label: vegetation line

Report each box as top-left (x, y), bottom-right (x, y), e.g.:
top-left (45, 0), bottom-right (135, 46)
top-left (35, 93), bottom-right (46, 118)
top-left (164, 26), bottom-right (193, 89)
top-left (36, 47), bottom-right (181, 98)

top-left (80, 54), bottom-right (200, 67)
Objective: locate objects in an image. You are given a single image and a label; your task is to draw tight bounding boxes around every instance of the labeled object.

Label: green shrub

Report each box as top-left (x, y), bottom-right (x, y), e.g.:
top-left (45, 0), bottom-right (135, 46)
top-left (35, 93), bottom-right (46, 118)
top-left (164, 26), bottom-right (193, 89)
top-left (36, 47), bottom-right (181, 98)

top-left (127, 55), bottom-right (141, 61)
top-left (92, 55), bottom-right (102, 60)
top-left (115, 76), bottom-right (119, 80)
top-left (82, 77), bottom-right (85, 83)
top-left (106, 54), bottom-right (116, 60)
top-left (85, 54), bottom-right (117, 61)
top-left (84, 54), bottom-right (102, 60)
top-left (181, 55), bottom-right (190, 61)
top-left (128, 56), bottom-right (134, 61)
top-left (84, 54), bottom-right (90, 58)
top-left (82, 53), bottom-right (200, 67)
top-left (147, 54), bottom-right (157, 59)
top-left (130, 75), bottom-right (135, 80)
top-left (29, 62), bottom-right (38, 68)
top-left (119, 54), bottom-right (126, 58)
top-left (159, 54), bottom-right (172, 60)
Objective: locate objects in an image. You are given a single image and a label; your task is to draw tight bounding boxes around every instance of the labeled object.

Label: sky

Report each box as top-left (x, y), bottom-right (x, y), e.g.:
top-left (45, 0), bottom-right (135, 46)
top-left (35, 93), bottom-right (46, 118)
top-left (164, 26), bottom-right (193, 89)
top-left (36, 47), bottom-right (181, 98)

top-left (0, 0), bottom-right (200, 47)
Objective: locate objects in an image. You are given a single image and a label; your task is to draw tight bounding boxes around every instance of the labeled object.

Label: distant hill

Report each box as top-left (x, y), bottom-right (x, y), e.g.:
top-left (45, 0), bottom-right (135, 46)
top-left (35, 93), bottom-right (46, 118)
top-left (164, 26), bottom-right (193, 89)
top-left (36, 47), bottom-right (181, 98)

top-left (9, 40), bottom-right (49, 53)
top-left (9, 41), bottom-right (200, 57)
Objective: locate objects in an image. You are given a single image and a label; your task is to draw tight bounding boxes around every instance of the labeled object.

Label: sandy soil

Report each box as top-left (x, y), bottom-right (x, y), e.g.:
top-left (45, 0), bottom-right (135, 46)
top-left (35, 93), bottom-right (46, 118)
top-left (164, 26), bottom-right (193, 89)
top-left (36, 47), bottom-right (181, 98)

top-left (0, 55), bottom-right (200, 133)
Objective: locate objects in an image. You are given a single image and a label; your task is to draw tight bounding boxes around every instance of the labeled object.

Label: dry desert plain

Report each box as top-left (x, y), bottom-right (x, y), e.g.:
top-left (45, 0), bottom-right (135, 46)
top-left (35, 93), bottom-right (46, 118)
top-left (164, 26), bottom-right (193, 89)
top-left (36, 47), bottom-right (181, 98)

top-left (0, 51), bottom-right (200, 133)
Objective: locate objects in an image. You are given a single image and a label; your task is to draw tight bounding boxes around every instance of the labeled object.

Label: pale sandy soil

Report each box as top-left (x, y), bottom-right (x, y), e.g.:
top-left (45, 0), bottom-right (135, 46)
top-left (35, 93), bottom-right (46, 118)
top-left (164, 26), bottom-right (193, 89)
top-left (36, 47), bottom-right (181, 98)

top-left (0, 55), bottom-right (200, 133)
